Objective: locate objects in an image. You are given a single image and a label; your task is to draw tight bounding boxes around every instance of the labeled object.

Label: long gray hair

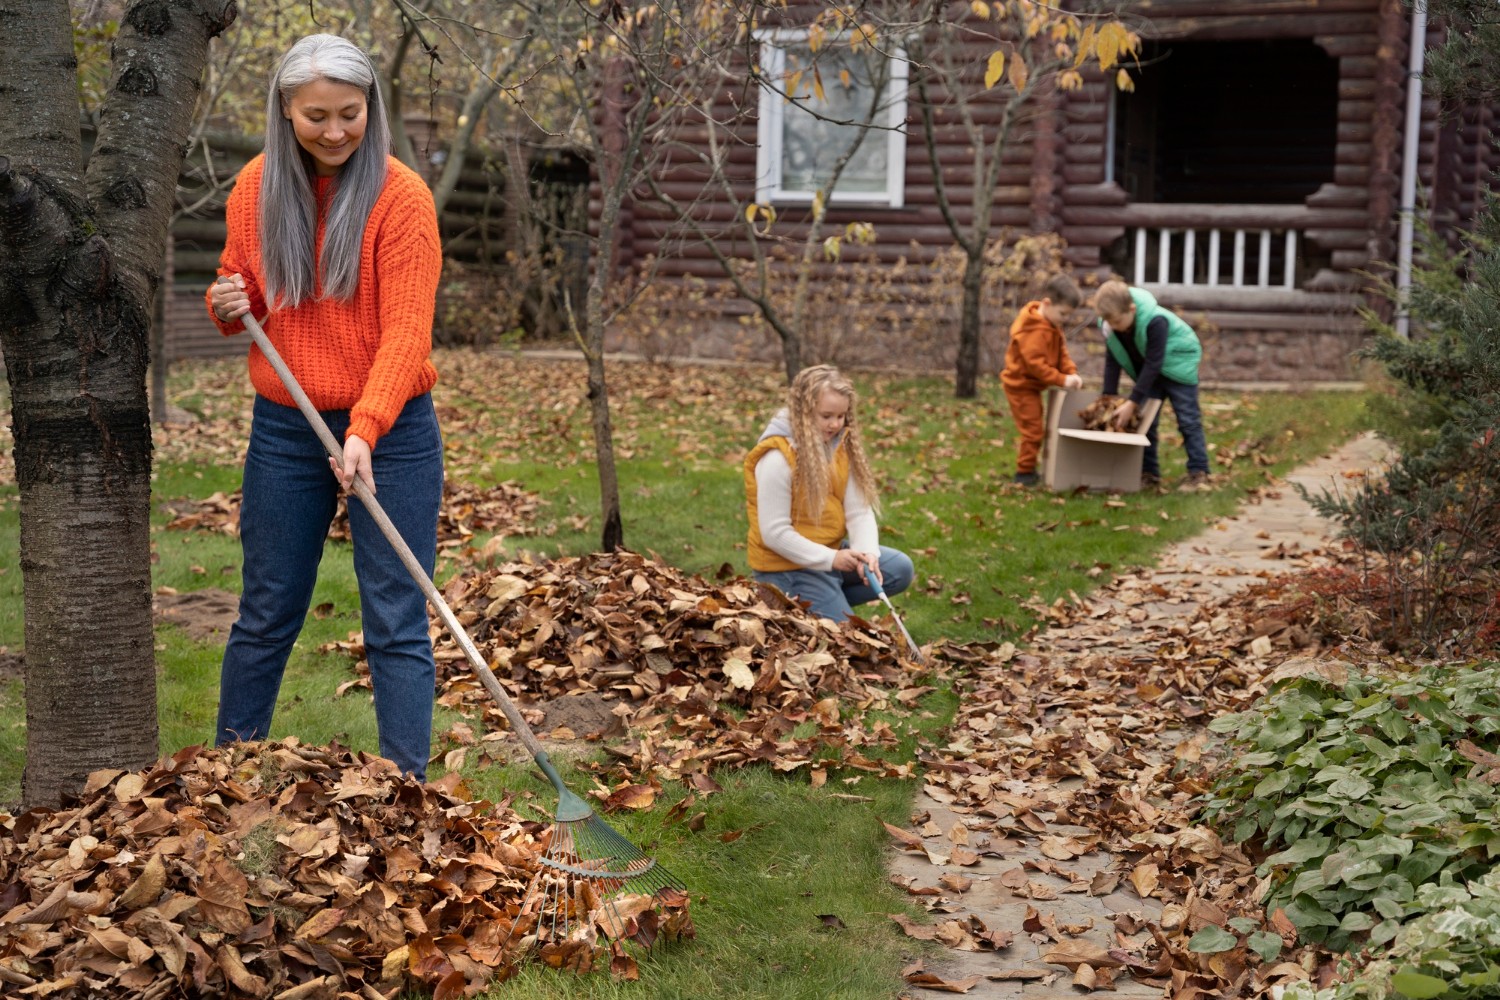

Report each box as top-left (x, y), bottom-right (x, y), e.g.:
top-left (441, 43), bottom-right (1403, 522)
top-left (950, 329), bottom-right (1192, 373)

top-left (260, 34), bottom-right (391, 307)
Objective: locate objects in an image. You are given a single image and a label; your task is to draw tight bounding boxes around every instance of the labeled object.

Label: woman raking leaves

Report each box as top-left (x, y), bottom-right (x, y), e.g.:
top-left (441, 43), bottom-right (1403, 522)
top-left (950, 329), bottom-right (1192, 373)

top-left (206, 34), bottom-right (444, 779)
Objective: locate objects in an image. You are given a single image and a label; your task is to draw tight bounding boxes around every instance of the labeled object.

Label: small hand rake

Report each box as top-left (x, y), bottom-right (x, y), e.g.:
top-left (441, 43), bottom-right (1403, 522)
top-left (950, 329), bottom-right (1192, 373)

top-left (224, 285), bottom-right (683, 956)
top-left (863, 565), bottom-right (925, 664)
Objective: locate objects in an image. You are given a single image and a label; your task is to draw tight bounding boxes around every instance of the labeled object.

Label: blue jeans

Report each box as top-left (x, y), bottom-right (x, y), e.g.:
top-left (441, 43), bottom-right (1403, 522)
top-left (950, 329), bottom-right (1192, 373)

top-left (1142, 379), bottom-right (1210, 479)
top-left (754, 546), bottom-right (915, 622)
top-left (217, 394), bottom-right (443, 779)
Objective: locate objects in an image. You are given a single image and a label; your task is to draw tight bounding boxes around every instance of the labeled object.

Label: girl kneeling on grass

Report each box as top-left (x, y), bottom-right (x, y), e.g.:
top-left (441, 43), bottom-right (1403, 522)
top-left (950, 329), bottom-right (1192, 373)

top-left (744, 364), bottom-right (914, 622)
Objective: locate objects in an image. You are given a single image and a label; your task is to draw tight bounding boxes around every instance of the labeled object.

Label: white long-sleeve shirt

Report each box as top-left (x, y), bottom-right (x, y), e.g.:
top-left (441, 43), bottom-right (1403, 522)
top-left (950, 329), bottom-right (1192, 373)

top-left (753, 446), bottom-right (878, 571)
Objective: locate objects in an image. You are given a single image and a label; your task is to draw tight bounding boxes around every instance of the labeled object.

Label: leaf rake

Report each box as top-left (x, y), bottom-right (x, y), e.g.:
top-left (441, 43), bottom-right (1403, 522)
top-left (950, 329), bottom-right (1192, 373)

top-left (864, 565), bottom-right (925, 664)
top-left (227, 288), bottom-right (685, 962)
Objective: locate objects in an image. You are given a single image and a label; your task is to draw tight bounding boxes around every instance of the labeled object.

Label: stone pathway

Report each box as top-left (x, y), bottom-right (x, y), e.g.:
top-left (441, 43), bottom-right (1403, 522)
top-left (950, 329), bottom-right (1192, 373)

top-left (890, 432), bottom-right (1392, 998)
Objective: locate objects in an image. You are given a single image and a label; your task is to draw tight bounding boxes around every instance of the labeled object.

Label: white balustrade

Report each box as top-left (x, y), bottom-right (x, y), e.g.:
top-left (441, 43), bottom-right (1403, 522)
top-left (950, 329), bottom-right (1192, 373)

top-left (1128, 226), bottom-right (1301, 290)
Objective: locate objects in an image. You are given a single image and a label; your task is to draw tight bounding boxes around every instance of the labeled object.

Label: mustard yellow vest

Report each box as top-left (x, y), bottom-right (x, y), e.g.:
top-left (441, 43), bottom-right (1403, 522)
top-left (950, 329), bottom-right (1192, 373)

top-left (744, 436), bottom-right (850, 572)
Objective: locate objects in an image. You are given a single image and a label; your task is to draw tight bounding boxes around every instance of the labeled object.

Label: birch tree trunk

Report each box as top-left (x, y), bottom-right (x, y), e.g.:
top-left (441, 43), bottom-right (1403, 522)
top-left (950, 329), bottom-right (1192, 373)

top-left (0, 0), bottom-right (237, 807)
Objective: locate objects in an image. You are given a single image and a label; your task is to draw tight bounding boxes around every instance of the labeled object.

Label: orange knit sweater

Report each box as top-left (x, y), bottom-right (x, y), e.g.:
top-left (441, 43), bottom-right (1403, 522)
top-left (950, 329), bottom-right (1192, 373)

top-left (207, 154), bottom-right (442, 447)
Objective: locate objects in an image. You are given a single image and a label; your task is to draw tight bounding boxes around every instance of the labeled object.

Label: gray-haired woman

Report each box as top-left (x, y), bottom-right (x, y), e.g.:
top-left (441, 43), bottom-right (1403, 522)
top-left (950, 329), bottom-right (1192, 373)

top-left (206, 34), bottom-right (444, 779)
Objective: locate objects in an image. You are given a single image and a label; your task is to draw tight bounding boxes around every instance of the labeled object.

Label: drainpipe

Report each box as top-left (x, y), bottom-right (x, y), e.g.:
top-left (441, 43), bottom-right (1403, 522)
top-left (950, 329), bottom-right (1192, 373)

top-left (1395, 0), bottom-right (1427, 339)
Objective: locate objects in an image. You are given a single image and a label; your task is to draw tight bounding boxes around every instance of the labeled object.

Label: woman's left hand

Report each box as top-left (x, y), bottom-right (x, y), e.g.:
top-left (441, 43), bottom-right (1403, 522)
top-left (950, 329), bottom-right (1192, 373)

top-left (332, 435), bottom-right (376, 494)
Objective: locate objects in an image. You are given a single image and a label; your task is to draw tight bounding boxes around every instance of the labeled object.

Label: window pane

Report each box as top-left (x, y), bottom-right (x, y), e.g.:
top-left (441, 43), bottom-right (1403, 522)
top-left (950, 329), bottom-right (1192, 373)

top-left (780, 44), bottom-right (889, 195)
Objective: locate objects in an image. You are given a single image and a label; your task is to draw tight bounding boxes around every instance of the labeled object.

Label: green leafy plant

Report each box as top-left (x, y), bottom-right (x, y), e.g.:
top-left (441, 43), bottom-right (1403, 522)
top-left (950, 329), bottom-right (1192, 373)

top-left (1203, 663), bottom-right (1500, 951)
top-left (1285, 868), bottom-right (1500, 1000)
top-left (1187, 918), bottom-right (1284, 964)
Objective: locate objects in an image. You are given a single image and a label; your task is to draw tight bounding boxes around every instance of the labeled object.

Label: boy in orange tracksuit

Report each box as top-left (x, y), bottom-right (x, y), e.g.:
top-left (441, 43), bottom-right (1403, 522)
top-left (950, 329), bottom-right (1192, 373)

top-left (1000, 275), bottom-right (1085, 486)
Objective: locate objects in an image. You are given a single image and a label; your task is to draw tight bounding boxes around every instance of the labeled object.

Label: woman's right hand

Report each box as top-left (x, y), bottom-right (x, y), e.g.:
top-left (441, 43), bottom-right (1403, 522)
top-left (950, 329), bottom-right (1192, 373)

top-left (210, 274), bottom-right (250, 323)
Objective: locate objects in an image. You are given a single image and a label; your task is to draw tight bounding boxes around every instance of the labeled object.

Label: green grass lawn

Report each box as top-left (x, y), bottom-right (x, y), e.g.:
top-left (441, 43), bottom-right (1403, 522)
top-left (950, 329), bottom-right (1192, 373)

top-left (0, 351), bottom-right (1374, 997)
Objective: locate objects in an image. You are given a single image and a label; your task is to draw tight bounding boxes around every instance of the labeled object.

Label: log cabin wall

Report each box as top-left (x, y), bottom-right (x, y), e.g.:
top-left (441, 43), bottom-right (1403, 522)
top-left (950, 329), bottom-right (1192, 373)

top-left (1054, 0), bottom-right (1411, 382)
top-left (609, 5), bottom-right (1043, 374)
top-left (1432, 99), bottom-right (1498, 250)
top-left (612, 0), bottom-right (1496, 382)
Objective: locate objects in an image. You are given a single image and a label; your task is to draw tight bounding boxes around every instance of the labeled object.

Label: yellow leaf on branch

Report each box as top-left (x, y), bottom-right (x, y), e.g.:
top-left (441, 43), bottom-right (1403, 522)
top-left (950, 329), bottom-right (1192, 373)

top-left (970, 0), bottom-right (991, 19)
top-left (1096, 22), bottom-right (1127, 70)
top-left (1074, 23), bottom-right (1095, 67)
top-left (984, 50), bottom-right (1006, 90)
top-left (1116, 67), bottom-right (1135, 92)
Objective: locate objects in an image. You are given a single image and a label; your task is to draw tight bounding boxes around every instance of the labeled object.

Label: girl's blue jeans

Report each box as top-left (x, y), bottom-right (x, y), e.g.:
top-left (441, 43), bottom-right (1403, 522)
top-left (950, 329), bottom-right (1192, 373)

top-left (754, 545), bottom-right (915, 622)
top-left (216, 393), bottom-right (443, 779)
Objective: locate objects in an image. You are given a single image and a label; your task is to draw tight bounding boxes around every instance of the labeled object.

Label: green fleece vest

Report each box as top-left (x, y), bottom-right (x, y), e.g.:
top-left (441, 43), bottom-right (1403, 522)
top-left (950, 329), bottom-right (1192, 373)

top-left (1104, 287), bottom-right (1201, 386)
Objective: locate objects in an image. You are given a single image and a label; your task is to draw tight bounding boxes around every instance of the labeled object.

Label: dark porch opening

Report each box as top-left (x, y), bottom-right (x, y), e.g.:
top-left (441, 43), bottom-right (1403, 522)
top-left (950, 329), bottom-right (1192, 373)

top-left (1112, 38), bottom-right (1339, 204)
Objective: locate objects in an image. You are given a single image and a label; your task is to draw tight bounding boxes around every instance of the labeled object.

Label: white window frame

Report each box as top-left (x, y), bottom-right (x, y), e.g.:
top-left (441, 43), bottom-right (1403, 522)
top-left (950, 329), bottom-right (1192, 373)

top-left (755, 27), bottom-right (908, 209)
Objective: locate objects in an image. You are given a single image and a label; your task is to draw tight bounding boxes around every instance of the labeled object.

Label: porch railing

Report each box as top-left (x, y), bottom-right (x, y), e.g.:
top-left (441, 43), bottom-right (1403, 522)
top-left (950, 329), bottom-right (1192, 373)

top-left (1116, 203), bottom-right (1314, 290)
top-left (1129, 226), bottom-right (1301, 289)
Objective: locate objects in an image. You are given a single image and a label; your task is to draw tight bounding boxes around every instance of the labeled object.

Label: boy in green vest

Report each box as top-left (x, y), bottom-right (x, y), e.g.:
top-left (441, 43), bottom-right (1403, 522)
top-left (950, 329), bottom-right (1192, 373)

top-left (1092, 280), bottom-right (1211, 489)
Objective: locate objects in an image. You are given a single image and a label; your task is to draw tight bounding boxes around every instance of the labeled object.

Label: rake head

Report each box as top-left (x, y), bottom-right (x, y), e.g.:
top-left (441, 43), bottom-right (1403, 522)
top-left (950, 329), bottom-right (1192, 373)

top-left (505, 812), bottom-right (692, 973)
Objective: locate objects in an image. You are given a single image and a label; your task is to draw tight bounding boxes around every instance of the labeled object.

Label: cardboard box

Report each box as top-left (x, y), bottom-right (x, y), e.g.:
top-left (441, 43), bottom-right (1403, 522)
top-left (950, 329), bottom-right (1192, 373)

top-left (1041, 389), bottom-right (1163, 493)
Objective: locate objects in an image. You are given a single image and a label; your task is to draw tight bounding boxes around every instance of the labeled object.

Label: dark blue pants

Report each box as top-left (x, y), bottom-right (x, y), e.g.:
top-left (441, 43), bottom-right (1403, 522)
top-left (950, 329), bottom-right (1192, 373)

top-left (217, 394), bottom-right (443, 779)
top-left (1143, 379), bottom-right (1210, 479)
top-left (754, 546), bottom-right (915, 622)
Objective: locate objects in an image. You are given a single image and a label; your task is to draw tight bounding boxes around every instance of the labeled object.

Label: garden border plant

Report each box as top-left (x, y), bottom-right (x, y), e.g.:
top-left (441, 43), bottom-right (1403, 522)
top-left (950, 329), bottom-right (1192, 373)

top-left (1204, 662), bottom-right (1500, 954)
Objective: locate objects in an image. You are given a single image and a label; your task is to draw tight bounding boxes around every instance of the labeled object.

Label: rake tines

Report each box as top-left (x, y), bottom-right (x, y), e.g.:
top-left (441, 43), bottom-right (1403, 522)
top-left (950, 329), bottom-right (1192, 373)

top-left (539, 814), bottom-right (682, 897)
top-left (505, 813), bottom-right (691, 971)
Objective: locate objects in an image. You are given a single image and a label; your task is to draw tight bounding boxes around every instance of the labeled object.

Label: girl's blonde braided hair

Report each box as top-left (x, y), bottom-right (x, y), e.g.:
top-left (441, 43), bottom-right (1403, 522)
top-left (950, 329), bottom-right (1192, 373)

top-left (786, 365), bottom-right (880, 520)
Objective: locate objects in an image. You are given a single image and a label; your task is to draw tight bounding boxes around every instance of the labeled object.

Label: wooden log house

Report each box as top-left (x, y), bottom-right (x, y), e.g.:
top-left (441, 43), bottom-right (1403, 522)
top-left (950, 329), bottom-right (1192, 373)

top-left (605, 0), bottom-right (1499, 381)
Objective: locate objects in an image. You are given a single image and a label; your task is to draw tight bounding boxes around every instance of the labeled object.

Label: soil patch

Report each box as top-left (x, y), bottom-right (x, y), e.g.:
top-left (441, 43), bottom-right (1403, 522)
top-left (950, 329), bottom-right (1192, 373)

top-left (0, 650), bottom-right (21, 683)
top-left (153, 588), bottom-right (240, 643)
top-left (536, 692), bottom-right (625, 739)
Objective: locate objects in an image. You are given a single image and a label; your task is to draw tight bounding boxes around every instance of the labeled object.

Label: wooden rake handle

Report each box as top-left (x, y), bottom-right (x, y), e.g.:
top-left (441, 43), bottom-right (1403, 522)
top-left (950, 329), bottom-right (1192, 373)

top-left (221, 283), bottom-right (550, 765)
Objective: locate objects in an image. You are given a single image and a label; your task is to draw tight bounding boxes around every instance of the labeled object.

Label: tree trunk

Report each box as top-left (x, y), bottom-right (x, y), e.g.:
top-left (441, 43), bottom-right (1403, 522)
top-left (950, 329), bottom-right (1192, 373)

top-left (431, 75), bottom-right (501, 216)
top-left (150, 241), bottom-right (171, 424)
top-left (780, 334), bottom-right (802, 385)
top-left (584, 200), bottom-right (624, 552)
top-left (585, 346), bottom-right (624, 552)
top-left (584, 56), bottom-right (630, 554)
top-left (954, 245), bottom-right (986, 398)
top-left (0, 0), bottom-right (237, 808)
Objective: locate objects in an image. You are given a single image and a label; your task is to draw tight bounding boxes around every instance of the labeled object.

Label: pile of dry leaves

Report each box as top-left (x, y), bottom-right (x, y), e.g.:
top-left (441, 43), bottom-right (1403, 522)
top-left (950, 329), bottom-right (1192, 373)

top-left (325, 550), bottom-right (934, 784)
top-left (0, 740), bottom-right (692, 998)
top-left (1075, 394), bottom-right (1139, 433)
top-left (163, 481), bottom-right (542, 551)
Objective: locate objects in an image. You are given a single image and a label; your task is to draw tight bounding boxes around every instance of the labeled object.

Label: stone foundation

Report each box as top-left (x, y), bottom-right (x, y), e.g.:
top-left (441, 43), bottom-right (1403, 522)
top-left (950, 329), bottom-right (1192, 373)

top-left (604, 313), bottom-right (1373, 383)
